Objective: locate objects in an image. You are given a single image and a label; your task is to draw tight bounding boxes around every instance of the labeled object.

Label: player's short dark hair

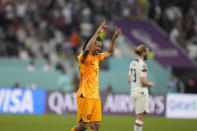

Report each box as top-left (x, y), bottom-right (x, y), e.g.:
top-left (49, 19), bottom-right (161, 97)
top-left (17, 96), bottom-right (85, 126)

top-left (134, 45), bottom-right (148, 56)
top-left (82, 36), bottom-right (102, 51)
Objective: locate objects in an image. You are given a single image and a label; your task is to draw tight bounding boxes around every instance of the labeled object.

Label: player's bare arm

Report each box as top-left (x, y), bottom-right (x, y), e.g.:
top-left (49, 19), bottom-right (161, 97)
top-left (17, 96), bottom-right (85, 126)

top-left (128, 75), bottom-right (131, 83)
top-left (81, 21), bottom-right (108, 63)
top-left (104, 26), bottom-right (122, 59)
top-left (140, 77), bottom-right (155, 88)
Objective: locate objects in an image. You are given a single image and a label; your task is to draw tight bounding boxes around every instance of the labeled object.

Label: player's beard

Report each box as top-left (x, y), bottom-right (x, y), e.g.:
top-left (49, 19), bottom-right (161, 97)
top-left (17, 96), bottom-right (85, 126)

top-left (144, 55), bottom-right (148, 60)
top-left (96, 49), bottom-right (101, 54)
top-left (93, 50), bottom-right (99, 55)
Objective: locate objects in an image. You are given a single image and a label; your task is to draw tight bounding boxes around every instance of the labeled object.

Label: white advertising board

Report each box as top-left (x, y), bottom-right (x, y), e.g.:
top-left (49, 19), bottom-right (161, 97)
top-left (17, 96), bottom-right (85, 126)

top-left (166, 94), bottom-right (197, 119)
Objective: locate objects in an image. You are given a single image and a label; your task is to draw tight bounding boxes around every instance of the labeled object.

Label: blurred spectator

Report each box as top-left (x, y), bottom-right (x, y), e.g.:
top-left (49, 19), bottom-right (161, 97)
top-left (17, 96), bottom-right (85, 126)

top-left (55, 61), bottom-right (65, 73)
top-left (13, 82), bottom-right (20, 88)
top-left (186, 40), bottom-right (197, 61)
top-left (148, 48), bottom-right (155, 59)
top-left (137, 0), bottom-right (148, 18)
top-left (80, 20), bottom-right (93, 39)
top-left (186, 79), bottom-right (197, 93)
top-left (0, 38), bottom-right (6, 56)
top-left (70, 31), bottom-right (82, 55)
top-left (43, 54), bottom-right (53, 72)
top-left (25, 83), bottom-right (37, 89)
top-left (170, 24), bottom-right (181, 45)
top-left (103, 83), bottom-right (113, 94)
top-left (177, 79), bottom-right (185, 93)
top-left (27, 59), bottom-right (35, 72)
top-left (164, 5), bottom-right (182, 33)
top-left (63, 37), bottom-right (73, 57)
top-left (100, 59), bottom-right (109, 70)
top-left (57, 66), bottom-right (72, 92)
top-left (188, 79), bottom-right (196, 88)
top-left (168, 74), bottom-right (178, 93)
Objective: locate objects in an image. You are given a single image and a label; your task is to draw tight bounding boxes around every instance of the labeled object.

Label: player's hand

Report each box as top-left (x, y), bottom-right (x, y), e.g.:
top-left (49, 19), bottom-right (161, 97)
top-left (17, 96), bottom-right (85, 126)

top-left (97, 21), bottom-right (108, 34)
top-left (148, 82), bottom-right (155, 88)
top-left (113, 26), bottom-right (122, 38)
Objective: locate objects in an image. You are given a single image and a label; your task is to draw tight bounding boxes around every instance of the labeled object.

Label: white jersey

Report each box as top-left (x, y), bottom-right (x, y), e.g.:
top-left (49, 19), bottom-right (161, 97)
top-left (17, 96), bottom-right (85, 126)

top-left (128, 59), bottom-right (148, 92)
top-left (128, 59), bottom-right (150, 114)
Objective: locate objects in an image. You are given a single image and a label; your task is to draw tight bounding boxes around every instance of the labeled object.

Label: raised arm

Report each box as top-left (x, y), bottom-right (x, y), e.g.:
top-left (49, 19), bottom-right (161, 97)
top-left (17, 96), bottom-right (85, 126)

top-left (104, 26), bottom-right (122, 59)
top-left (81, 21), bottom-right (108, 63)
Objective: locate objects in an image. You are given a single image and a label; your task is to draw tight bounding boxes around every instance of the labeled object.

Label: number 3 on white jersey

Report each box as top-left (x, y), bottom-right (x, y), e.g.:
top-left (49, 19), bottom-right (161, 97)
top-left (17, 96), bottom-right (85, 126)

top-left (131, 68), bottom-right (136, 82)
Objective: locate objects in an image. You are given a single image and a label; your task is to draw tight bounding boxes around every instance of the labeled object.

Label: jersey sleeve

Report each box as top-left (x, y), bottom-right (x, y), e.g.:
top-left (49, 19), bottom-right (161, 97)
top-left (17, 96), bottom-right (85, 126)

top-left (98, 53), bottom-right (105, 62)
top-left (77, 53), bottom-right (83, 64)
top-left (139, 63), bottom-right (147, 77)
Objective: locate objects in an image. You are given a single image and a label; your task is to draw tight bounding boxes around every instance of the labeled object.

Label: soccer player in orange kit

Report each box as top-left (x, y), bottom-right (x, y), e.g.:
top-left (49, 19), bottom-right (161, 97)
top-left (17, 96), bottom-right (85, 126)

top-left (71, 21), bottom-right (122, 131)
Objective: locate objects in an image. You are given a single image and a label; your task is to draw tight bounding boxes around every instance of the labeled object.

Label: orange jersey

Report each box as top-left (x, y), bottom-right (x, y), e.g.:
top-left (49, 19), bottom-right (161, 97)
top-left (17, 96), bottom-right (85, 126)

top-left (77, 53), bottom-right (104, 99)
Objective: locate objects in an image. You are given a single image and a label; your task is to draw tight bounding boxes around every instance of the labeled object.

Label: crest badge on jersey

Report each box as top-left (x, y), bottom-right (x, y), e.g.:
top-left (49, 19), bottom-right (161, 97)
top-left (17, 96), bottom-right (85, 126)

top-left (142, 65), bottom-right (147, 72)
top-left (87, 114), bottom-right (91, 120)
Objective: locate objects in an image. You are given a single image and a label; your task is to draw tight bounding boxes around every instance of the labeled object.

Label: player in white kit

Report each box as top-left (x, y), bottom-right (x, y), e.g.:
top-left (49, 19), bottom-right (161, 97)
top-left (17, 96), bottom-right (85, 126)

top-left (128, 45), bottom-right (155, 131)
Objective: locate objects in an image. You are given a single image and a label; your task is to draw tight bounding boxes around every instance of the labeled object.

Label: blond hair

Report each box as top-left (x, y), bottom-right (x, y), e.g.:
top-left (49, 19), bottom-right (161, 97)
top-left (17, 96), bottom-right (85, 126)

top-left (134, 45), bottom-right (148, 56)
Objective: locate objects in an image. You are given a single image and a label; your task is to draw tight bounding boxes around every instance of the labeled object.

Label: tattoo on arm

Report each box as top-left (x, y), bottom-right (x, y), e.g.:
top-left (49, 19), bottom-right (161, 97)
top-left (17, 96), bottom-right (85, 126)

top-left (114, 35), bottom-right (118, 39)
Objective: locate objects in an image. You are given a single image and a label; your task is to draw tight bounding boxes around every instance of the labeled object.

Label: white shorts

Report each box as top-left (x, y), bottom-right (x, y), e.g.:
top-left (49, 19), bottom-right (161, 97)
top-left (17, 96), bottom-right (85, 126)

top-left (131, 89), bottom-right (149, 114)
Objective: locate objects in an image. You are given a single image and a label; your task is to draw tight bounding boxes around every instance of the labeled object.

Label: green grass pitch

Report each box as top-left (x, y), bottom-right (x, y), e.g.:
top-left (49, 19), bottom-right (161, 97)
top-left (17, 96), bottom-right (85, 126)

top-left (0, 114), bottom-right (196, 131)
